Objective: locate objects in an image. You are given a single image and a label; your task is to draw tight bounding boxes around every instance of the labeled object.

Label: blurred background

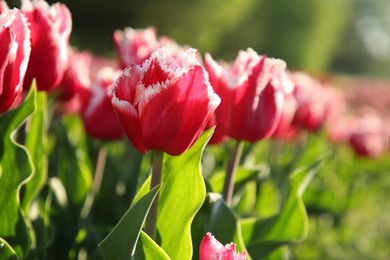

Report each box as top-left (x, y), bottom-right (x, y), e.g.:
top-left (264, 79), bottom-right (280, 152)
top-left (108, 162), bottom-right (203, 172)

top-left (7, 0), bottom-right (390, 77)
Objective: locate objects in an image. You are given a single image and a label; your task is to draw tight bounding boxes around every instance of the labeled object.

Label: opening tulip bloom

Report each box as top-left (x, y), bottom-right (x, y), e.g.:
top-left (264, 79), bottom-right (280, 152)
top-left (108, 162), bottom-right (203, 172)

top-left (205, 49), bottom-right (293, 142)
top-left (0, 8), bottom-right (31, 113)
top-left (108, 47), bottom-right (221, 156)
top-left (21, 0), bottom-right (72, 92)
top-left (199, 232), bottom-right (246, 260)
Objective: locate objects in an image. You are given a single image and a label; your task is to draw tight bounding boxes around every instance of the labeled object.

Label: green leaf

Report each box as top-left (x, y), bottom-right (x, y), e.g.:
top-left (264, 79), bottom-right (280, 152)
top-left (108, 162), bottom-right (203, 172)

top-left (241, 154), bottom-right (329, 259)
top-left (22, 90), bottom-right (48, 212)
top-left (0, 238), bottom-right (19, 260)
top-left (133, 231), bottom-right (170, 260)
top-left (99, 185), bottom-right (161, 260)
top-left (208, 167), bottom-right (260, 194)
top-left (0, 86), bottom-right (36, 258)
top-left (156, 128), bottom-right (212, 259)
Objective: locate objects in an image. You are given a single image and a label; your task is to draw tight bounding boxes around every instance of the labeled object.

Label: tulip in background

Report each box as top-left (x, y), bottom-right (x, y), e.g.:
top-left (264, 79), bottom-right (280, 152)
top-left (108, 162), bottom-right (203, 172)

top-left (113, 26), bottom-right (160, 69)
top-left (348, 109), bottom-right (389, 158)
top-left (81, 67), bottom-right (125, 140)
top-left (109, 46), bottom-right (221, 156)
top-left (0, 8), bottom-right (31, 113)
top-left (21, 0), bottom-right (71, 92)
top-left (205, 49), bottom-right (293, 142)
top-left (199, 233), bottom-right (246, 260)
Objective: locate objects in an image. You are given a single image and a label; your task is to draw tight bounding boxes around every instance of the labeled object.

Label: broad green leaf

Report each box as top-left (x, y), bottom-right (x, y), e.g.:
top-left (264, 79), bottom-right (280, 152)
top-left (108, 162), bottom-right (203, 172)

top-left (133, 231), bottom-right (170, 260)
top-left (99, 185), bottom-right (161, 260)
top-left (0, 86), bottom-right (36, 258)
top-left (241, 154), bottom-right (328, 259)
top-left (156, 128), bottom-right (212, 259)
top-left (22, 90), bottom-right (48, 212)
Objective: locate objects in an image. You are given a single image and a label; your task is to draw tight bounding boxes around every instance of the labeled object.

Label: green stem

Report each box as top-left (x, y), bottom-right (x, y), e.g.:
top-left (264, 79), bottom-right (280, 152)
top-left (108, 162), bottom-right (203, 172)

top-left (80, 147), bottom-right (107, 219)
top-left (222, 140), bottom-right (244, 207)
top-left (144, 151), bottom-right (164, 239)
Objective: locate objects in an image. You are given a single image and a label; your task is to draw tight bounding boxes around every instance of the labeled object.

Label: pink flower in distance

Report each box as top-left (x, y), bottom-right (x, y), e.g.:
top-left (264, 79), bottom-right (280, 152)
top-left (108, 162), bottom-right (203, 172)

top-left (348, 109), bottom-right (389, 158)
top-left (109, 47), bottom-right (221, 155)
top-left (199, 232), bottom-right (246, 260)
top-left (21, 0), bottom-right (72, 92)
top-left (0, 8), bottom-right (31, 113)
top-left (58, 48), bottom-right (92, 101)
top-left (205, 49), bottom-right (293, 142)
top-left (0, 0), bottom-right (9, 13)
top-left (81, 67), bottom-right (125, 140)
top-left (113, 26), bottom-right (160, 69)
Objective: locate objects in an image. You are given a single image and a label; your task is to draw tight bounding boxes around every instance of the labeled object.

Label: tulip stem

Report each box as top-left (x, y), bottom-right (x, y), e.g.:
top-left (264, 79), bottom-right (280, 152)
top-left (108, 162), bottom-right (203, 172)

top-left (145, 151), bottom-right (164, 240)
top-left (223, 140), bottom-right (244, 207)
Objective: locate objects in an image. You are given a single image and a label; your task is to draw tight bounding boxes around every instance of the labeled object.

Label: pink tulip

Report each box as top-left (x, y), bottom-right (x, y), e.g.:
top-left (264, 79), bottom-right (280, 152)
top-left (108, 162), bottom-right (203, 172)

top-left (199, 232), bottom-right (246, 260)
top-left (113, 27), bottom-right (160, 69)
top-left (205, 49), bottom-right (293, 142)
top-left (57, 48), bottom-right (92, 101)
top-left (109, 47), bottom-right (221, 155)
top-left (348, 109), bottom-right (389, 157)
top-left (81, 67), bottom-right (125, 140)
top-left (0, 8), bottom-right (31, 113)
top-left (21, 0), bottom-right (72, 92)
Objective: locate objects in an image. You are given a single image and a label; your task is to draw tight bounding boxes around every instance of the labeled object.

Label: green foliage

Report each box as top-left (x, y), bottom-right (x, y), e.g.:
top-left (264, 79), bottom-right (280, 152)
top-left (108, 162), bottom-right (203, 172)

top-left (99, 185), bottom-right (162, 259)
top-left (0, 86), bottom-right (36, 259)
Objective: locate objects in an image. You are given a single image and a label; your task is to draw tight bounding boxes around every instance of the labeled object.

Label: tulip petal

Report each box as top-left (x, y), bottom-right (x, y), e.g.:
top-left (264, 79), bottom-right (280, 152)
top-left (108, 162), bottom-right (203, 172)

top-left (139, 65), bottom-right (220, 155)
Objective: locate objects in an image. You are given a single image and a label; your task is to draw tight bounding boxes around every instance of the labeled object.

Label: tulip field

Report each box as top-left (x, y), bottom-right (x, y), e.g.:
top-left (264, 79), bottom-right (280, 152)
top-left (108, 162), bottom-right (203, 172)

top-left (1, 1), bottom-right (390, 259)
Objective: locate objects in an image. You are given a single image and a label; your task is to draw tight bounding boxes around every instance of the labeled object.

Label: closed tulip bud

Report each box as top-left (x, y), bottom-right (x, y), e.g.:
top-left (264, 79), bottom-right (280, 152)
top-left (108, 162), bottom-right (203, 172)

top-left (0, 8), bottom-right (31, 113)
top-left (22, 0), bottom-right (72, 92)
top-left (199, 232), bottom-right (246, 260)
top-left (109, 47), bottom-right (221, 155)
top-left (205, 49), bottom-right (293, 142)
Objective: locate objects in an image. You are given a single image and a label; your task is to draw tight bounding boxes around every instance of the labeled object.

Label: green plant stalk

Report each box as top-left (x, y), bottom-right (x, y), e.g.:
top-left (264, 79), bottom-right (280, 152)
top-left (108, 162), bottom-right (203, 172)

top-left (222, 140), bottom-right (244, 206)
top-left (144, 151), bottom-right (164, 239)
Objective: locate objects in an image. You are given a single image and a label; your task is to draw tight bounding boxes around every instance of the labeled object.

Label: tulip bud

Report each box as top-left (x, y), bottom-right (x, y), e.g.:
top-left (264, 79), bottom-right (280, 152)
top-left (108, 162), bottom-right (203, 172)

top-left (0, 8), bottom-right (31, 113)
top-left (109, 47), bottom-right (221, 155)
top-left (199, 232), bottom-right (246, 260)
top-left (22, 0), bottom-right (72, 92)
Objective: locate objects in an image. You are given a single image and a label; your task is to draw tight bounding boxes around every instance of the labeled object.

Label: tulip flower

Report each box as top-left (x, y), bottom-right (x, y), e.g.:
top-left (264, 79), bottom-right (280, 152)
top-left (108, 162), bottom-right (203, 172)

top-left (348, 109), bottom-right (389, 157)
top-left (200, 232), bottom-right (246, 260)
top-left (205, 49), bottom-right (293, 143)
top-left (81, 67), bottom-right (125, 140)
top-left (21, 0), bottom-right (72, 92)
top-left (109, 47), bottom-right (221, 156)
top-left (58, 48), bottom-right (92, 101)
top-left (113, 27), bottom-right (160, 69)
top-left (0, 8), bottom-right (31, 113)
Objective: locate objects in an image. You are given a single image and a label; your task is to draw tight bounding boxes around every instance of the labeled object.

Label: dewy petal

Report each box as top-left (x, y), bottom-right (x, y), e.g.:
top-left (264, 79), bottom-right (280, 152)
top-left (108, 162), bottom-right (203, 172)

top-left (139, 65), bottom-right (220, 155)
